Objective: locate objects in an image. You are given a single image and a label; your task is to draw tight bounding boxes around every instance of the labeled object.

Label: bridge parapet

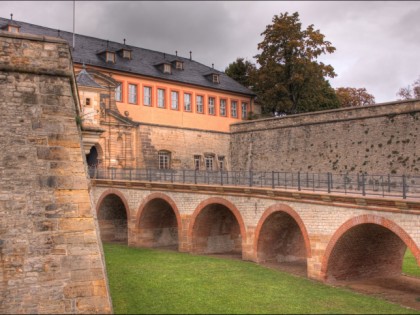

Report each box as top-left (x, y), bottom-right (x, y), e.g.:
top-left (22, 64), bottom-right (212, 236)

top-left (90, 167), bottom-right (420, 201)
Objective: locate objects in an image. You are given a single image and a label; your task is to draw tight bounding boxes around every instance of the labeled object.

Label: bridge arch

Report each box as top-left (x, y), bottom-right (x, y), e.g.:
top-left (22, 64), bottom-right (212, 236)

top-left (188, 197), bottom-right (246, 256)
top-left (321, 214), bottom-right (420, 282)
top-left (96, 188), bottom-right (130, 244)
top-left (135, 192), bottom-right (181, 250)
top-left (254, 204), bottom-right (311, 262)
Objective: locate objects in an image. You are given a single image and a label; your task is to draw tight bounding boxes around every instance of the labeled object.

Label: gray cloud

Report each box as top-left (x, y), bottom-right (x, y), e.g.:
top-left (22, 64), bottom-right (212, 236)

top-left (1, 1), bottom-right (419, 103)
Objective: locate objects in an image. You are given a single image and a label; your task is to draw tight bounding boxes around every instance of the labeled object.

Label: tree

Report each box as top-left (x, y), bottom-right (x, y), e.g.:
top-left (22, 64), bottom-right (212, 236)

top-left (254, 12), bottom-right (339, 114)
top-left (396, 76), bottom-right (420, 100)
top-left (225, 58), bottom-right (257, 89)
top-left (335, 87), bottom-right (375, 107)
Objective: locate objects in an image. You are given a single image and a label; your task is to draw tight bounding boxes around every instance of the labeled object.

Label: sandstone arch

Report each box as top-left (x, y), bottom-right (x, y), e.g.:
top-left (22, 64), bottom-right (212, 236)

top-left (254, 204), bottom-right (311, 275)
top-left (321, 214), bottom-right (420, 282)
top-left (96, 189), bottom-right (130, 244)
top-left (188, 197), bottom-right (246, 256)
top-left (135, 193), bottom-right (181, 250)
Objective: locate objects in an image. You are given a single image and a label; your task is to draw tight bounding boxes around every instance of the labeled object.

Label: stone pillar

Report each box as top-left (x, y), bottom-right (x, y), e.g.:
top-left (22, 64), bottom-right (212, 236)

top-left (0, 32), bottom-right (112, 313)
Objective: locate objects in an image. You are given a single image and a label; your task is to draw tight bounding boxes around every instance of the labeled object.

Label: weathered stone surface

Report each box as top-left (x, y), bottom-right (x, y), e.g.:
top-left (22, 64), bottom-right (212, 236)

top-left (0, 33), bottom-right (112, 313)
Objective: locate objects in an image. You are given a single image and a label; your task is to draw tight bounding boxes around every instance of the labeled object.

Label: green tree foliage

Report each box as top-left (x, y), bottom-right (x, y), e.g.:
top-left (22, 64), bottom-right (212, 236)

top-left (255, 12), bottom-right (339, 114)
top-left (225, 12), bottom-right (341, 115)
top-left (396, 76), bottom-right (420, 100)
top-left (335, 87), bottom-right (376, 107)
top-left (224, 58), bottom-right (257, 89)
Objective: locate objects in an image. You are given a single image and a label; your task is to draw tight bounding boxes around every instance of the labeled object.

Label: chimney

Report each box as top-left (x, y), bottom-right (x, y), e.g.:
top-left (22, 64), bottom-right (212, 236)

top-left (189, 51), bottom-right (192, 60)
top-left (175, 50), bottom-right (178, 56)
top-left (212, 63), bottom-right (214, 69)
top-left (123, 38), bottom-right (126, 45)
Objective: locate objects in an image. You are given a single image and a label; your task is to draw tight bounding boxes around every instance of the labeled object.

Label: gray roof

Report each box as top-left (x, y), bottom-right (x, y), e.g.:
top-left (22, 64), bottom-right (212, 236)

top-left (0, 17), bottom-right (255, 97)
top-left (76, 68), bottom-right (104, 89)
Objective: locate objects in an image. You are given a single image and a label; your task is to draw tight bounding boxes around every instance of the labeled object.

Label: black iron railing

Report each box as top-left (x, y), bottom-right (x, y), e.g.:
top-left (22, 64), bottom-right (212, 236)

top-left (88, 167), bottom-right (420, 200)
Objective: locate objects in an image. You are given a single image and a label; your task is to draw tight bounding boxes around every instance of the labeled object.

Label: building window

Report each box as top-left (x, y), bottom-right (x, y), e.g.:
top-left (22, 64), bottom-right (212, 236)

top-left (176, 61), bottom-right (184, 70)
top-left (196, 95), bottom-right (204, 113)
top-left (205, 155), bottom-right (214, 171)
top-left (218, 156), bottom-right (225, 171)
top-left (241, 102), bottom-right (248, 119)
top-left (231, 100), bottom-right (237, 118)
top-left (128, 84), bottom-right (137, 104)
top-left (212, 74), bottom-right (220, 84)
top-left (163, 64), bottom-right (172, 74)
top-left (157, 88), bottom-right (165, 108)
top-left (85, 98), bottom-right (91, 106)
top-left (194, 155), bottom-right (201, 170)
top-left (184, 93), bottom-right (192, 112)
top-left (122, 50), bottom-right (131, 59)
top-left (171, 91), bottom-right (179, 110)
top-left (208, 97), bottom-right (215, 115)
top-left (158, 151), bottom-right (171, 169)
top-left (106, 51), bottom-right (116, 63)
top-left (220, 99), bottom-right (227, 117)
top-left (8, 26), bottom-right (20, 33)
top-left (144, 86), bottom-right (152, 106)
top-left (115, 83), bottom-right (122, 102)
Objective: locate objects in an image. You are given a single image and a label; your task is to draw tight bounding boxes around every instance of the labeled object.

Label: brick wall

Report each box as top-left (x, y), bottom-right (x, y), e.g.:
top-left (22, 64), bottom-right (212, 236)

top-left (92, 185), bottom-right (420, 281)
top-left (230, 100), bottom-right (420, 175)
top-left (0, 32), bottom-right (112, 313)
top-left (137, 124), bottom-right (231, 170)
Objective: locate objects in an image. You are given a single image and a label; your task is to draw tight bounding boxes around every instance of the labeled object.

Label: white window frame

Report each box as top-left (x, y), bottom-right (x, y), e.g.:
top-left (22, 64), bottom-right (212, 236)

top-left (231, 100), bottom-right (237, 118)
top-left (158, 151), bottom-right (170, 169)
top-left (241, 102), bottom-right (248, 119)
top-left (196, 95), bottom-right (204, 113)
top-left (115, 83), bottom-right (122, 102)
top-left (208, 97), bottom-right (215, 115)
top-left (157, 89), bottom-right (165, 108)
top-left (171, 91), bottom-right (179, 110)
top-left (143, 86), bottom-right (152, 106)
top-left (220, 99), bottom-right (226, 117)
top-left (205, 155), bottom-right (214, 171)
top-left (184, 93), bottom-right (192, 112)
top-left (128, 84), bottom-right (137, 104)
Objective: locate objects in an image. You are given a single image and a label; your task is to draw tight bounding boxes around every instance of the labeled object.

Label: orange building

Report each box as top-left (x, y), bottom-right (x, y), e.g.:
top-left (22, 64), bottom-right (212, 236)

top-left (0, 16), bottom-right (258, 170)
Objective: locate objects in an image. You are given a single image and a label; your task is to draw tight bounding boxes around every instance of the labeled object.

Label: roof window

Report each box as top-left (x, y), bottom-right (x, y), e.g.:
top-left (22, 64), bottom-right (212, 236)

top-left (212, 74), bottom-right (220, 84)
top-left (106, 51), bottom-right (116, 63)
top-left (163, 63), bottom-right (172, 74)
top-left (175, 61), bottom-right (184, 70)
top-left (2, 14), bottom-right (20, 33)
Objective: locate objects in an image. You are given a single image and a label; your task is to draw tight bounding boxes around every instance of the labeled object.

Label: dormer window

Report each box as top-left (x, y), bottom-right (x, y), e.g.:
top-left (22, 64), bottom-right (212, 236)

top-left (175, 61), bottom-right (184, 70)
top-left (212, 74), bottom-right (220, 84)
top-left (8, 25), bottom-right (20, 33)
top-left (106, 51), bottom-right (116, 63)
top-left (122, 49), bottom-right (132, 59)
top-left (163, 63), bottom-right (172, 74)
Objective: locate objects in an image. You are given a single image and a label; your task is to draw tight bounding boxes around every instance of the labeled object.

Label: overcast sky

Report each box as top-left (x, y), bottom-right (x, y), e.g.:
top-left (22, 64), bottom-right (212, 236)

top-left (1, 1), bottom-right (419, 103)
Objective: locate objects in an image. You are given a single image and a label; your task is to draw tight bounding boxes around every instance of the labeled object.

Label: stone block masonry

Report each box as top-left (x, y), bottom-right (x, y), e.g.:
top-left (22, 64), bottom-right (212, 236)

top-left (230, 99), bottom-right (420, 175)
top-left (0, 32), bottom-right (112, 313)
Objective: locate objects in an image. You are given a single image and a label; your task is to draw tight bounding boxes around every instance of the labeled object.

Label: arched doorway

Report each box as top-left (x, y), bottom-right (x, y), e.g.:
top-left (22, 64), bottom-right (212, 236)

top-left (97, 193), bottom-right (128, 244)
top-left (86, 146), bottom-right (99, 167)
top-left (190, 199), bottom-right (245, 257)
top-left (136, 196), bottom-right (180, 250)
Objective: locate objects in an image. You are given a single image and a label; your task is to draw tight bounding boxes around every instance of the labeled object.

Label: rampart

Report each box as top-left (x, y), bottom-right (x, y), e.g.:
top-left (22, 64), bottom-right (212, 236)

top-left (230, 100), bottom-right (420, 175)
top-left (0, 32), bottom-right (112, 313)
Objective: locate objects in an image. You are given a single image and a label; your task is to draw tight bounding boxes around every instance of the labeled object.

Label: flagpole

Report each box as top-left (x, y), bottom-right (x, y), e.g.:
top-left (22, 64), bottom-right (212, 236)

top-left (72, 0), bottom-right (75, 49)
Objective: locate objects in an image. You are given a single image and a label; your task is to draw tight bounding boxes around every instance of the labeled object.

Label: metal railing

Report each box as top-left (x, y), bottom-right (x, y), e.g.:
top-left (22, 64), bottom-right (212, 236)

top-left (88, 167), bottom-right (420, 200)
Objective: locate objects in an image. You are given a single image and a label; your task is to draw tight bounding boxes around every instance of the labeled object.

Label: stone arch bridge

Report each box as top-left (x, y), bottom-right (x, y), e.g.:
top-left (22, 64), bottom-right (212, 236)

top-left (91, 172), bottom-right (420, 283)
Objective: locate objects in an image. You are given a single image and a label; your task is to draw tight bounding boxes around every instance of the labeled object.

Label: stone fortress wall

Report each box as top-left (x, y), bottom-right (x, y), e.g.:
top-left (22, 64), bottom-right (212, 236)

top-left (230, 100), bottom-right (420, 176)
top-left (0, 32), bottom-right (112, 313)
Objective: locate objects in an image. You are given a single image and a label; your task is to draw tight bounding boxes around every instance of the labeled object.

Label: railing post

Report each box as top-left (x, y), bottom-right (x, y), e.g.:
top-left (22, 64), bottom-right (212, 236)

top-left (272, 171), bottom-right (275, 189)
top-left (327, 172), bottom-right (331, 193)
top-left (147, 169), bottom-right (151, 182)
top-left (249, 170), bottom-right (253, 187)
top-left (194, 169), bottom-right (197, 184)
top-left (297, 171), bottom-right (301, 191)
top-left (388, 174), bottom-right (391, 193)
top-left (220, 171), bottom-right (224, 186)
top-left (362, 173), bottom-right (366, 196)
top-left (402, 175), bottom-right (407, 199)
top-left (171, 170), bottom-right (174, 183)
top-left (182, 170), bottom-right (185, 184)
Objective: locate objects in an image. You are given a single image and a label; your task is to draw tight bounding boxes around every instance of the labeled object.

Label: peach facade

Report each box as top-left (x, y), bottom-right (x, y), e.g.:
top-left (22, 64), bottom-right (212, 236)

top-left (75, 65), bottom-right (255, 132)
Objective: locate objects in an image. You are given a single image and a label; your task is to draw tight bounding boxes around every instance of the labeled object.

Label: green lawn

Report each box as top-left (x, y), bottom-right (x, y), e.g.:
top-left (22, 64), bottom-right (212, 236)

top-left (403, 249), bottom-right (420, 277)
top-left (103, 244), bottom-right (419, 314)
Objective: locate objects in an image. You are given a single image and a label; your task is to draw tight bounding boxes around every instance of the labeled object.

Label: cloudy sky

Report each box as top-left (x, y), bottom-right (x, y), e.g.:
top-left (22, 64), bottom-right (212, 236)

top-left (1, 1), bottom-right (419, 103)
